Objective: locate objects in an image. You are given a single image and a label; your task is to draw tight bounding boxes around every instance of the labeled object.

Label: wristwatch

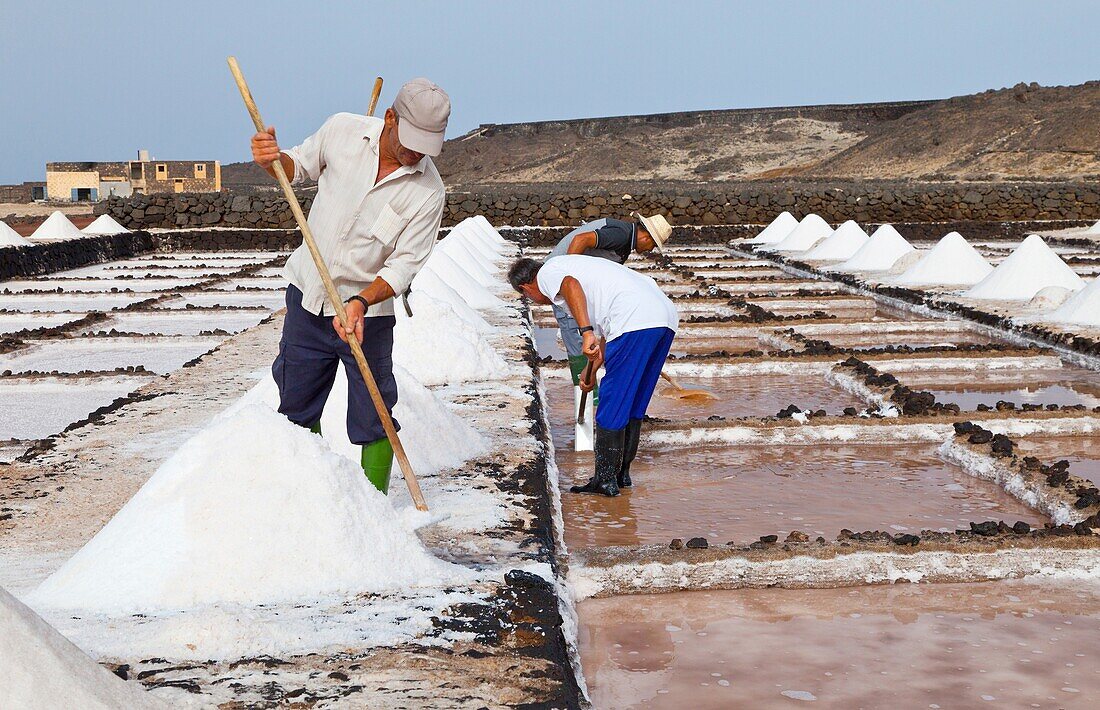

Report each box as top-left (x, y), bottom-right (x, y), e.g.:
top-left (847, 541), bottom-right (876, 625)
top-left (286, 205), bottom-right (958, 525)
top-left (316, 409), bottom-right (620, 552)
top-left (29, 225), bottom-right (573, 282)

top-left (578, 325), bottom-right (594, 334)
top-left (346, 294), bottom-right (369, 311)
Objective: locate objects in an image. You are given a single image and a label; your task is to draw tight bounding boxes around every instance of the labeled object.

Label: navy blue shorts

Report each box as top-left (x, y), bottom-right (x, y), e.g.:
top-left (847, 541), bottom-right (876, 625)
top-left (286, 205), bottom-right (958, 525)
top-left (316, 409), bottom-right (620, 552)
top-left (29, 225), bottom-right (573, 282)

top-left (595, 327), bottom-right (675, 430)
top-left (272, 285), bottom-right (399, 444)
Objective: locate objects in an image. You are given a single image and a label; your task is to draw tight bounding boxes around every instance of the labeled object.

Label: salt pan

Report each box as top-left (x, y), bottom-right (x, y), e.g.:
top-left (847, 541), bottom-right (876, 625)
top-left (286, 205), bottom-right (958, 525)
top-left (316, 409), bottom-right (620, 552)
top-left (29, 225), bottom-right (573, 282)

top-left (30, 405), bottom-right (466, 613)
top-left (1, 586), bottom-right (166, 709)
top-left (31, 211), bottom-right (85, 241)
top-left (748, 211), bottom-right (798, 244)
top-left (762, 213), bottom-right (832, 253)
top-left (81, 214), bottom-right (129, 236)
top-left (1047, 277), bottom-right (1100, 327)
top-left (0, 221), bottom-right (32, 247)
top-left (802, 220), bottom-right (870, 260)
top-left (964, 234), bottom-right (1085, 301)
top-left (834, 224), bottom-right (914, 272)
top-left (894, 232), bottom-right (993, 287)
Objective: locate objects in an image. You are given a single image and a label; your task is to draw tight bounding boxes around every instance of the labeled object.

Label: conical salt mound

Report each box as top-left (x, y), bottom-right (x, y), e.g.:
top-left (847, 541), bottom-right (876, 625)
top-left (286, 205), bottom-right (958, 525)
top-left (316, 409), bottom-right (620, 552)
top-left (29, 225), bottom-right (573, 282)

top-left (1, 586), bottom-right (168, 708)
top-left (438, 234), bottom-right (499, 281)
top-left (395, 291), bottom-right (508, 385)
top-left (0, 221), bottom-right (32, 247)
top-left (964, 234), bottom-right (1085, 301)
top-left (82, 214), bottom-right (129, 236)
top-left (411, 268), bottom-right (493, 331)
top-left (448, 221), bottom-right (503, 261)
top-left (31, 211), bottom-right (85, 241)
top-left (1047, 277), bottom-right (1100, 327)
top-left (422, 258), bottom-right (504, 310)
top-left (748, 211), bottom-right (798, 244)
top-left (763, 213), bottom-right (832, 252)
top-left (895, 232), bottom-right (993, 287)
top-left (802, 220), bottom-right (870, 260)
top-left (472, 215), bottom-right (507, 246)
top-left (430, 247), bottom-right (495, 289)
top-left (1086, 220), bottom-right (1100, 235)
top-left (29, 405), bottom-right (466, 614)
top-left (835, 224), bottom-right (914, 272)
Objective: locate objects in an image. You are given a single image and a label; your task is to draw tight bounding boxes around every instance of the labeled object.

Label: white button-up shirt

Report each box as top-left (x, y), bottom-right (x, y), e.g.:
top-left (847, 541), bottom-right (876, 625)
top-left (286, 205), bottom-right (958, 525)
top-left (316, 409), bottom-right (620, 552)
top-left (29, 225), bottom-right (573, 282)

top-left (283, 112), bottom-right (446, 317)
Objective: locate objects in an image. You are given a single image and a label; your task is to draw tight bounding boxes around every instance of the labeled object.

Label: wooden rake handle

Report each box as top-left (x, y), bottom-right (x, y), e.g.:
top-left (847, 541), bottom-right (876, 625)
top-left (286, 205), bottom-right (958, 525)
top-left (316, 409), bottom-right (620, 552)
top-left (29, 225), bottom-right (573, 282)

top-left (367, 77), bottom-right (383, 117)
top-left (577, 361), bottom-right (595, 424)
top-left (227, 57), bottom-right (427, 511)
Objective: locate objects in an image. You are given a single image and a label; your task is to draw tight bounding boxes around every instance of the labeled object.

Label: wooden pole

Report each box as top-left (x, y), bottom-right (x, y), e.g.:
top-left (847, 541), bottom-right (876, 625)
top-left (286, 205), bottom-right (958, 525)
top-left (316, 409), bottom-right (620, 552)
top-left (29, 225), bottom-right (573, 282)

top-left (367, 77), bottom-right (383, 117)
top-left (227, 57), bottom-right (427, 511)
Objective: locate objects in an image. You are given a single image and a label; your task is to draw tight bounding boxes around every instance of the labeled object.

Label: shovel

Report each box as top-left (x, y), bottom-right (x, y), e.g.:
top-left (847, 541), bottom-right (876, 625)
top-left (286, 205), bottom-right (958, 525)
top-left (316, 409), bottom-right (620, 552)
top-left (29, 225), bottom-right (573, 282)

top-left (660, 371), bottom-right (718, 401)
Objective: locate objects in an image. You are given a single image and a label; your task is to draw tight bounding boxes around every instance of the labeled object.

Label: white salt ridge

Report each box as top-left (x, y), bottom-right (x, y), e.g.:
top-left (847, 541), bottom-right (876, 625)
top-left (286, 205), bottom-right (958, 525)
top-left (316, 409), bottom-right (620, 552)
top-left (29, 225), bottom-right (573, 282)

top-left (802, 220), bottom-right (870, 260)
top-left (395, 291), bottom-right (509, 385)
top-left (748, 211), bottom-right (798, 244)
top-left (232, 363), bottom-right (488, 475)
top-left (1, 586), bottom-right (167, 709)
top-left (30, 405), bottom-right (468, 613)
top-left (834, 224), bottom-right (915, 272)
top-left (431, 246), bottom-right (495, 289)
top-left (894, 232), bottom-right (993, 287)
top-left (81, 214), bottom-right (129, 236)
top-left (1086, 220), bottom-right (1100, 235)
top-left (1047, 277), bottom-right (1100, 327)
top-left (964, 234), bottom-right (1085, 301)
top-left (446, 225), bottom-right (501, 263)
top-left (762, 213), bottom-right (832, 253)
top-left (411, 268), bottom-right (493, 331)
top-left (31, 211), bottom-right (86, 241)
top-left (0, 221), bottom-right (32, 247)
top-left (417, 257), bottom-right (505, 310)
top-left (471, 215), bottom-right (510, 249)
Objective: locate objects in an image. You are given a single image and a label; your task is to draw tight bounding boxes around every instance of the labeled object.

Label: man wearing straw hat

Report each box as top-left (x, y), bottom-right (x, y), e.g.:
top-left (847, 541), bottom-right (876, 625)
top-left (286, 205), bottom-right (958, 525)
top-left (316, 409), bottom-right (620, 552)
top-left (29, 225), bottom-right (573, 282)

top-left (546, 213), bottom-right (673, 392)
top-left (250, 78), bottom-right (450, 494)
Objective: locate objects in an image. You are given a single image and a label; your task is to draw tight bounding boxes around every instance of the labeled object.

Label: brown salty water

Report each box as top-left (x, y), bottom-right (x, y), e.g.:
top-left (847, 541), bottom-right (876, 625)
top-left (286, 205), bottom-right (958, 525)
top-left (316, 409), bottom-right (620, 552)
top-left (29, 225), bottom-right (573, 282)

top-left (902, 367), bottom-right (1100, 412)
top-left (1012, 434), bottom-right (1100, 487)
top-left (578, 579), bottom-right (1100, 709)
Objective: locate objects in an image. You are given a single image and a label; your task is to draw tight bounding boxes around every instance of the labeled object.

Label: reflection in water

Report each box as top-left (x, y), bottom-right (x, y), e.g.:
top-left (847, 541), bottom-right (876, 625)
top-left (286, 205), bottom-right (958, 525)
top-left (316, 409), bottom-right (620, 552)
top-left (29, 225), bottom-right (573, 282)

top-left (579, 581), bottom-right (1100, 709)
top-left (1014, 434), bottom-right (1100, 487)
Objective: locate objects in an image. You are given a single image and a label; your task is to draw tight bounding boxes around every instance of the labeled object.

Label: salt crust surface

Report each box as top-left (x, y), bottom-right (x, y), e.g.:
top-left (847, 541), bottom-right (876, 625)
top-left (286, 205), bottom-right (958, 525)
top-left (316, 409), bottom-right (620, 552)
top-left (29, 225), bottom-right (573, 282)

top-left (894, 232), bottom-right (994, 287)
top-left (0, 221), bottom-right (32, 247)
top-left (0, 586), bottom-right (166, 709)
top-left (81, 214), bottom-right (129, 236)
top-left (802, 220), bottom-right (870, 260)
top-left (834, 224), bottom-right (915, 272)
top-left (29, 405), bottom-right (470, 614)
top-left (964, 234), bottom-right (1085, 301)
top-left (748, 211), bottom-right (798, 244)
top-left (1047, 276), bottom-right (1100, 327)
top-left (763, 213), bottom-right (832, 253)
top-left (31, 211), bottom-right (85, 241)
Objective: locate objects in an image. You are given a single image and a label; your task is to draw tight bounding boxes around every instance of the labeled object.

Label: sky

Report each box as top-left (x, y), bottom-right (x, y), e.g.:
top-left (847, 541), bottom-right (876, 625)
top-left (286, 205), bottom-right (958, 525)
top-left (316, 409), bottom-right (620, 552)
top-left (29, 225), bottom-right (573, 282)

top-left (1, 0), bottom-right (1099, 184)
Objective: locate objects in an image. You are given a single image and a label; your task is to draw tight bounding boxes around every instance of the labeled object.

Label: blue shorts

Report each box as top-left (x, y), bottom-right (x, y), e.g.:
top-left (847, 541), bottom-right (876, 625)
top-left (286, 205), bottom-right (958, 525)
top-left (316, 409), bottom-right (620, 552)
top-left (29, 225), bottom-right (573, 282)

top-left (595, 327), bottom-right (676, 430)
top-left (272, 285), bottom-right (399, 444)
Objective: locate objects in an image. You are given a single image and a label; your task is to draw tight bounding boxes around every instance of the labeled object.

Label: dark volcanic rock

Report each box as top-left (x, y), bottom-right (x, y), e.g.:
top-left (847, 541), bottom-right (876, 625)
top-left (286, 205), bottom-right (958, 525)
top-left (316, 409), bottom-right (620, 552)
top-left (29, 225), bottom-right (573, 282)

top-left (685, 537), bottom-right (709, 549)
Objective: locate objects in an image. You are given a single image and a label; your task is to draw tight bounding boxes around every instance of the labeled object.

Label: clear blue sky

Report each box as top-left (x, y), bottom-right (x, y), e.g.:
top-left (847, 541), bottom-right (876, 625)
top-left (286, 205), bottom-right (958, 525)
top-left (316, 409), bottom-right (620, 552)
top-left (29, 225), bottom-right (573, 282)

top-left (2, 0), bottom-right (1098, 184)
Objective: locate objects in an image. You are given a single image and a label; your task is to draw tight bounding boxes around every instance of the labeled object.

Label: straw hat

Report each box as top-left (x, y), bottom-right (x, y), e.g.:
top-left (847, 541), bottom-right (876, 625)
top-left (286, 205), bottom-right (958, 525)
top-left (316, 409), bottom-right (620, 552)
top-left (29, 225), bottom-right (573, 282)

top-left (633, 212), bottom-right (673, 252)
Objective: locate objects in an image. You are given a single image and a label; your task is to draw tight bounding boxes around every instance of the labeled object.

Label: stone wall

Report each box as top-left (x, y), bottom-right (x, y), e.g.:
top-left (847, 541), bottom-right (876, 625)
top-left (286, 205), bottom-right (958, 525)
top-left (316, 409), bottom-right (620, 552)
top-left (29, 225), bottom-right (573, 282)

top-left (99, 181), bottom-right (1100, 231)
top-left (0, 232), bottom-right (154, 281)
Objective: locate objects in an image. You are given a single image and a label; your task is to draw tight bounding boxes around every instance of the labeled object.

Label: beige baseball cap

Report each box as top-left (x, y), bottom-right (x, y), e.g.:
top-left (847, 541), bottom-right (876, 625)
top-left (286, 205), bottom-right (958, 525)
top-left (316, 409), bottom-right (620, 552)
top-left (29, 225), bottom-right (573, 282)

top-left (392, 78), bottom-right (451, 157)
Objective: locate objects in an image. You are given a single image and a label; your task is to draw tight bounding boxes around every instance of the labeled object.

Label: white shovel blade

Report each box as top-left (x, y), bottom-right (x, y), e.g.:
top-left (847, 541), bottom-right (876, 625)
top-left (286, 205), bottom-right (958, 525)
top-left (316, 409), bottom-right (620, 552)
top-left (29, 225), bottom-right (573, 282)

top-left (574, 385), bottom-right (594, 452)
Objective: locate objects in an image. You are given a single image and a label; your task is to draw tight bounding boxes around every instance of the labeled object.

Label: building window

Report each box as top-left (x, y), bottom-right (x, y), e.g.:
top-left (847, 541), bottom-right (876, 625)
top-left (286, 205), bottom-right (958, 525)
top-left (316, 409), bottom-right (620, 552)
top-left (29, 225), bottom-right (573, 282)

top-left (194, 163), bottom-right (206, 178)
top-left (156, 163), bottom-right (167, 179)
top-left (129, 161), bottom-right (143, 181)
top-left (173, 178), bottom-right (185, 194)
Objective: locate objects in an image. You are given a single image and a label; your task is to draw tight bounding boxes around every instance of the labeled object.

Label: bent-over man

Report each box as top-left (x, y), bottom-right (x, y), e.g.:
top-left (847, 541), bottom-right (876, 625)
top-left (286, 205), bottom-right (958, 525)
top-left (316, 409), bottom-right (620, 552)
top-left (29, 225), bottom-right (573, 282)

top-left (250, 78), bottom-right (450, 493)
top-left (509, 255), bottom-right (679, 497)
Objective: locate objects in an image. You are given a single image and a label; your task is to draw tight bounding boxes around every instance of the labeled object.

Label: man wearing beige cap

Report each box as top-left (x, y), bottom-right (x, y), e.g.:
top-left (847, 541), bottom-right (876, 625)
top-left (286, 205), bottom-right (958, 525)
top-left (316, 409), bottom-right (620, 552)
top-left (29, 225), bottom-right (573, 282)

top-left (250, 78), bottom-right (450, 494)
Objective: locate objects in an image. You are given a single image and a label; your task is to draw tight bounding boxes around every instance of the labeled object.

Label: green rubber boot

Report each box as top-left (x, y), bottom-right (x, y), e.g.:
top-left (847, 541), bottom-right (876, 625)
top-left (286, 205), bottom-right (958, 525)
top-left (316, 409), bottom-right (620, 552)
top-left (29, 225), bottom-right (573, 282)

top-left (567, 355), bottom-right (599, 408)
top-left (309, 422), bottom-right (322, 436)
top-left (361, 438), bottom-right (394, 494)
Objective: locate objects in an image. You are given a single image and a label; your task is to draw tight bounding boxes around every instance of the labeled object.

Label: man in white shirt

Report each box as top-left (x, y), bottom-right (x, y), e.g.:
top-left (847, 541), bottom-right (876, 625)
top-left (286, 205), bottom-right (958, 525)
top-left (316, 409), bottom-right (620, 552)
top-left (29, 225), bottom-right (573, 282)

top-left (250, 78), bottom-right (450, 494)
top-left (508, 255), bottom-right (679, 497)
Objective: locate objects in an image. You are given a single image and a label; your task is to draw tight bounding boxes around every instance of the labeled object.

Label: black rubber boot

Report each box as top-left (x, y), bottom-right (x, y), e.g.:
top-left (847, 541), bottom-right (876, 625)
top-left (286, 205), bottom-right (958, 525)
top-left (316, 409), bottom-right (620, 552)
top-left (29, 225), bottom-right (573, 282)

top-left (619, 418), bottom-right (642, 488)
top-left (570, 424), bottom-right (623, 497)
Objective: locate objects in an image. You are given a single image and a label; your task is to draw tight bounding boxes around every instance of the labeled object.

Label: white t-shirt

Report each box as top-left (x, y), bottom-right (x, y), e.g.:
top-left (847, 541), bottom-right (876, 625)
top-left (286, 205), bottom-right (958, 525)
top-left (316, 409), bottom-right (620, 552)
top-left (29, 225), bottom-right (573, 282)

top-left (536, 255), bottom-right (679, 342)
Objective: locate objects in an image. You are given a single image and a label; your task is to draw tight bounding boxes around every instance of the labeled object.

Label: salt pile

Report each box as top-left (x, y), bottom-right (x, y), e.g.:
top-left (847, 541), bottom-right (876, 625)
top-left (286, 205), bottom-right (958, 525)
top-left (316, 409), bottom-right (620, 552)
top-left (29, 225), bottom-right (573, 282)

top-left (1086, 220), bottom-right (1100, 235)
top-left (30, 405), bottom-right (465, 613)
top-left (1028, 285), bottom-right (1072, 309)
top-left (431, 248), bottom-right (496, 289)
top-left (748, 211), bottom-right (798, 244)
top-left (964, 234), bottom-right (1085, 301)
top-left (1, 586), bottom-right (166, 709)
top-left (1047, 277), bottom-right (1100, 327)
top-left (394, 291), bottom-right (508, 385)
top-left (0, 221), bottom-right (32, 247)
top-left (894, 232), bottom-right (993, 287)
top-left (411, 267), bottom-right (493, 330)
top-left (762, 213), bottom-right (832, 253)
top-left (31, 211), bottom-right (86, 241)
top-left (82, 214), bottom-right (129, 236)
top-left (802, 220), bottom-right (870, 260)
top-left (471, 215), bottom-right (511, 250)
top-left (834, 224), bottom-right (914, 272)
